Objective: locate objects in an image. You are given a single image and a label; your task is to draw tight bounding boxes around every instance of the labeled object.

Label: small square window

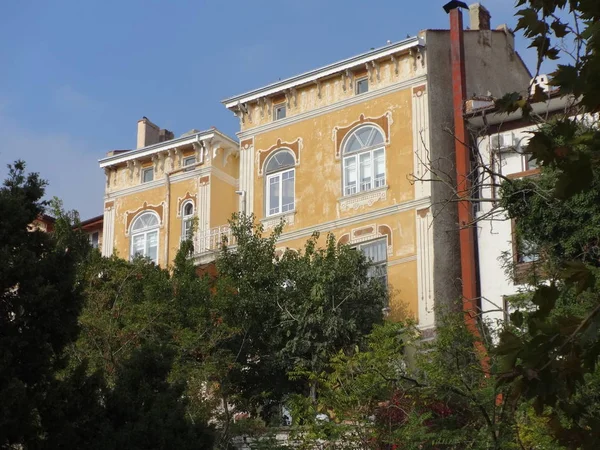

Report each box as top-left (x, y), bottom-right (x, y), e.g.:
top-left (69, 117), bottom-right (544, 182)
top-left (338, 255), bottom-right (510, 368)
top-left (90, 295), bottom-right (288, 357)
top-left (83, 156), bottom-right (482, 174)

top-left (356, 77), bottom-right (369, 95)
top-left (142, 167), bottom-right (154, 183)
top-left (183, 156), bottom-right (196, 171)
top-left (274, 103), bottom-right (286, 121)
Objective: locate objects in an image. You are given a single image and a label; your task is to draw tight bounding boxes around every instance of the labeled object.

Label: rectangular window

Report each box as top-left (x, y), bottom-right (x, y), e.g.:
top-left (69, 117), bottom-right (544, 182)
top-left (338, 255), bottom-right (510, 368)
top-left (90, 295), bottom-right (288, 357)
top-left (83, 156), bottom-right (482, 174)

top-left (183, 156), bottom-right (196, 171)
top-left (90, 232), bottom-right (99, 249)
top-left (266, 169), bottom-right (295, 216)
top-left (359, 152), bottom-right (372, 191)
top-left (356, 77), bottom-right (368, 95)
top-left (182, 218), bottom-right (194, 242)
top-left (131, 230), bottom-right (159, 264)
top-left (517, 237), bottom-right (540, 264)
top-left (343, 149), bottom-right (385, 196)
top-left (142, 167), bottom-right (154, 183)
top-left (525, 156), bottom-right (538, 171)
top-left (357, 239), bottom-right (388, 286)
top-left (344, 156), bottom-right (357, 195)
top-left (274, 103), bottom-right (286, 121)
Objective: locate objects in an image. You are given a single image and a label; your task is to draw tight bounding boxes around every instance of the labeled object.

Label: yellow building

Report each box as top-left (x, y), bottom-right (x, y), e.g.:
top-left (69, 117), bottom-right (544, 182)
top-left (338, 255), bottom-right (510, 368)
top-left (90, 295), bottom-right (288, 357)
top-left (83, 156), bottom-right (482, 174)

top-left (99, 117), bottom-right (239, 267)
top-left (221, 5), bottom-right (531, 329)
top-left (98, 4), bottom-right (532, 331)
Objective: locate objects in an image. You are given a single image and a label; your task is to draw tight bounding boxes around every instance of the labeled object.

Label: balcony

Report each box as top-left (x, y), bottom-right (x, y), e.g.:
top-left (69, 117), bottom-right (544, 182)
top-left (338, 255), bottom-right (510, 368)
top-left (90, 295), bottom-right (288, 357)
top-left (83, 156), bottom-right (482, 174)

top-left (192, 225), bottom-right (236, 264)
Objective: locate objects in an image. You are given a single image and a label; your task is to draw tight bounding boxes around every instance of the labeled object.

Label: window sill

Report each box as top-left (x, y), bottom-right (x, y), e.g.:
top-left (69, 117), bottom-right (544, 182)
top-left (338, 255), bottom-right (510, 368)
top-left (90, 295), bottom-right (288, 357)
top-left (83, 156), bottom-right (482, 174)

top-left (338, 185), bottom-right (388, 212)
top-left (507, 168), bottom-right (540, 180)
top-left (261, 210), bottom-right (296, 231)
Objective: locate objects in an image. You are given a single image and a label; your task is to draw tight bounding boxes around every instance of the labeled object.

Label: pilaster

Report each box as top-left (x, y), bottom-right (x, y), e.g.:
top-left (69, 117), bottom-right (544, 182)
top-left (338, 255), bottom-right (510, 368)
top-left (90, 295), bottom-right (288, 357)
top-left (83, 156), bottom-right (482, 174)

top-left (412, 85), bottom-right (431, 200)
top-left (416, 207), bottom-right (435, 329)
top-left (101, 201), bottom-right (115, 257)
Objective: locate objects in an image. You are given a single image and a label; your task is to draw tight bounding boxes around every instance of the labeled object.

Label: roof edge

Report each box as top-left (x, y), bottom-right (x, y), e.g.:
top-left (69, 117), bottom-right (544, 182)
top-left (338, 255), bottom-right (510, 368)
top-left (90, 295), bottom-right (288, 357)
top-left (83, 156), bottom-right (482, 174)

top-left (98, 128), bottom-right (238, 168)
top-left (222, 36), bottom-right (423, 109)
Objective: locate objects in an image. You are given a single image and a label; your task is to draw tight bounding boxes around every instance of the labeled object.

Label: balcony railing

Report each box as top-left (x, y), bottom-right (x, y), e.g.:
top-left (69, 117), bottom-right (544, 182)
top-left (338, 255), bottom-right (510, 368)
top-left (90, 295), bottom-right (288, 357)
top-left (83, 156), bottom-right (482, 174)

top-left (192, 225), bottom-right (236, 257)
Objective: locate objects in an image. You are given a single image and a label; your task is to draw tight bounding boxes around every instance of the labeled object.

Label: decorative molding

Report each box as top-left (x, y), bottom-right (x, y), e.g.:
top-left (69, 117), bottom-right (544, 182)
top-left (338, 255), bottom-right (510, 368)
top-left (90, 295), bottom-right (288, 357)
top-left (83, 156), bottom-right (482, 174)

top-left (314, 80), bottom-right (322, 99)
top-left (176, 192), bottom-right (196, 217)
top-left (241, 138), bottom-right (254, 150)
top-left (412, 83), bottom-right (431, 200)
top-left (416, 207), bottom-right (435, 328)
top-left (413, 84), bottom-right (426, 97)
top-left (333, 111), bottom-right (392, 158)
top-left (211, 167), bottom-right (239, 188)
top-left (277, 196), bottom-right (431, 244)
top-left (390, 55), bottom-right (399, 75)
top-left (256, 137), bottom-right (303, 177)
top-left (339, 186), bottom-right (388, 212)
top-left (125, 202), bottom-right (165, 234)
top-left (348, 223), bottom-right (393, 256)
top-left (105, 166), bottom-right (238, 199)
top-left (261, 211), bottom-right (296, 231)
top-left (237, 74), bottom-right (428, 139)
top-left (388, 255), bottom-right (417, 267)
top-left (199, 175), bottom-right (210, 186)
top-left (101, 205), bottom-right (115, 257)
top-left (338, 233), bottom-right (350, 246)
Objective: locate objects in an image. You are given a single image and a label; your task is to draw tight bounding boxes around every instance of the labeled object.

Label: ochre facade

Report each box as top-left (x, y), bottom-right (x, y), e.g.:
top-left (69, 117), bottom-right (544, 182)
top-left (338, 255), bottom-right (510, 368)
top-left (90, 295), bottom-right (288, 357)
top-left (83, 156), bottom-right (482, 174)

top-left (100, 130), bottom-right (239, 268)
top-left (227, 44), bottom-right (436, 327)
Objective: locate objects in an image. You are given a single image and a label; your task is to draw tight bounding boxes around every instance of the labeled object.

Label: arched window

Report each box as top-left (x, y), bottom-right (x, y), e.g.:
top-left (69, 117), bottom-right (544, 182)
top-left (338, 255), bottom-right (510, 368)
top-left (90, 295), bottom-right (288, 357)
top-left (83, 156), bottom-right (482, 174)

top-left (181, 201), bottom-right (195, 241)
top-left (264, 150), bottom-right (295, 217)
top-left (342, 125), bottom-right (386, 196)
top-left (130, 211), bottom-right (159, 264)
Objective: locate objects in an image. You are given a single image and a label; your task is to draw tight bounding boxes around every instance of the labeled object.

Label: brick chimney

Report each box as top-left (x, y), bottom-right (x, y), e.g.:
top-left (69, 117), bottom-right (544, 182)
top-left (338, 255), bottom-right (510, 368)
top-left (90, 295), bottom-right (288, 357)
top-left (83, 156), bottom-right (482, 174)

top-left (136, 117), bottom-right (174, 149)
top-left (469, 3), bottom-right (491, 30)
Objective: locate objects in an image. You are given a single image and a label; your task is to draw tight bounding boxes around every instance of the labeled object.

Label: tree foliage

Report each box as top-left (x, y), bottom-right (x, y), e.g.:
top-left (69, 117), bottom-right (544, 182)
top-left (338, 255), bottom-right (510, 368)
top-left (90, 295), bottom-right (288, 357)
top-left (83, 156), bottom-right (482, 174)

top-left (211, 214), bottom-right (386, 426)
top-left (0, 161), bottom-right (90, 447)
top-left (491, 2), bottom-right (600, 446)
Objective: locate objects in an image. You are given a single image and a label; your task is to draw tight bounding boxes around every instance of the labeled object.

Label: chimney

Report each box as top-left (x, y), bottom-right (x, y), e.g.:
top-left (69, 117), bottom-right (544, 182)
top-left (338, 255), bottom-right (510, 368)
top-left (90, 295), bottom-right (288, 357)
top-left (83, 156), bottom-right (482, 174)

top-left (137, 117), bottom-right (160, 149)
top-left (136, 117), bottom-right (173, 149)
top-left (469, 3), bottom-right (491, 30)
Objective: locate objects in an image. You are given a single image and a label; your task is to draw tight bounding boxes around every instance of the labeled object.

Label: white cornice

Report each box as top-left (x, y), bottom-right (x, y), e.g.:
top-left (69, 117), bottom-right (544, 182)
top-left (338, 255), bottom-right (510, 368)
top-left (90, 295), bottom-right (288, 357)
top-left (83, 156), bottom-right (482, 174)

top-left (223, 37), bottom-right (423, 109)
top-left (210, 167), bottom-right (239, 188)
top-left (275, 196), bottom-right (431, 244)
top-left (237, 74), bottom-right (428, 139)
top-left (99, 130), bottom-right (238, 168)
top-left (104, 165), bottom-right (239, 200)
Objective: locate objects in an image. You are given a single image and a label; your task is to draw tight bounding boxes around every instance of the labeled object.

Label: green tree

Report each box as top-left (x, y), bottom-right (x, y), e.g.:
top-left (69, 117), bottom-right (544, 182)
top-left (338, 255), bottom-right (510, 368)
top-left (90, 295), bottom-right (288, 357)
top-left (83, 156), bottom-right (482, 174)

top-left (0, 161), bottom-right (91, 447)
top-left (289, 313), bottom-right (559, 450)
top-left (211, 214), bottom-right (386, 432)
top-left (487, 1), bottom-right (600, 447)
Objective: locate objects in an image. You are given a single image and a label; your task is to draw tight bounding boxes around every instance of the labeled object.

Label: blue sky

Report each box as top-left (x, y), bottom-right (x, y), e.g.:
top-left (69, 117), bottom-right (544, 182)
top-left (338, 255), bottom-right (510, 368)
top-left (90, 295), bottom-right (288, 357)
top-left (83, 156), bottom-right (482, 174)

top-left (0, 0), bottom-right (548, 218)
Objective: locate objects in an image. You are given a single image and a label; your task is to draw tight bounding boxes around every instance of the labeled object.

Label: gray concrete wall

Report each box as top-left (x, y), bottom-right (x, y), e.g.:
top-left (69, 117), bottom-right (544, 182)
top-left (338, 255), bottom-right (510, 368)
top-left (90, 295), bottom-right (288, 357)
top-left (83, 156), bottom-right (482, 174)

top-left (422, 28), bottom-right (531, 319)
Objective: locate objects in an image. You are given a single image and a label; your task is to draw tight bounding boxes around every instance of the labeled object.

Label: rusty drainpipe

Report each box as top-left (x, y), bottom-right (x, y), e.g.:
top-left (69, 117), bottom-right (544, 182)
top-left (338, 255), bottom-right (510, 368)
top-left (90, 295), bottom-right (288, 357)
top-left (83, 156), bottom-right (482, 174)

top-left (443, 1), bottom-right (481, 338)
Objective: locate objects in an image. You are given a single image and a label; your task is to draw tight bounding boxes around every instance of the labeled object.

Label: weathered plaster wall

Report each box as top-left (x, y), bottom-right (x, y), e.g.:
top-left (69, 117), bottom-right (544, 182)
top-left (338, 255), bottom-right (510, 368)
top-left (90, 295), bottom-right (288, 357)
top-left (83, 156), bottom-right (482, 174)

top-left (251, 87), bottom-right (415, 231)
top-left (240, 55), bottom-right (421, 131)
top-left (424, 28), bottom-right (532, 319)
top-left (272, 209), bottom-right (419, 322)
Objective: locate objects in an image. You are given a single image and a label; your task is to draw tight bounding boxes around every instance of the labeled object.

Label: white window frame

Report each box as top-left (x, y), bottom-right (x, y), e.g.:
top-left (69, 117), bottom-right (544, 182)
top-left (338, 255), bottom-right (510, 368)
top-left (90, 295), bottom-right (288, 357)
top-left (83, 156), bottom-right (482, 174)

top-left (341, 125), bottom-right (386, 197)
top-left (129, 212), bottom-right (160, 264)
top-left (266, 168), bottom-right (295, 217)
top-left (141, 167), bottom-right (154, 183)
top-left (355, 77), bottom-right (369, 95)
top-left (274, 103), bottom-right (286, 121)
top-left (181, 201), bottom-right (195, 241)
top-left (356, 238), bottom-right (388, 287)
top-left (183, 156), bottom-right (196, 171)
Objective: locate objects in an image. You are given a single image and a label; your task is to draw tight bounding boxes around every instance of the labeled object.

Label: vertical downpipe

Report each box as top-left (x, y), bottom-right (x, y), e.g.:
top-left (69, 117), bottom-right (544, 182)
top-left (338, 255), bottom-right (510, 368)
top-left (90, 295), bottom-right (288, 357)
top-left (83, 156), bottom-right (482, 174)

top-left (164, 172), bottom-right (171, 265)
top-left (444, 1), bottom-right (480, 335)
